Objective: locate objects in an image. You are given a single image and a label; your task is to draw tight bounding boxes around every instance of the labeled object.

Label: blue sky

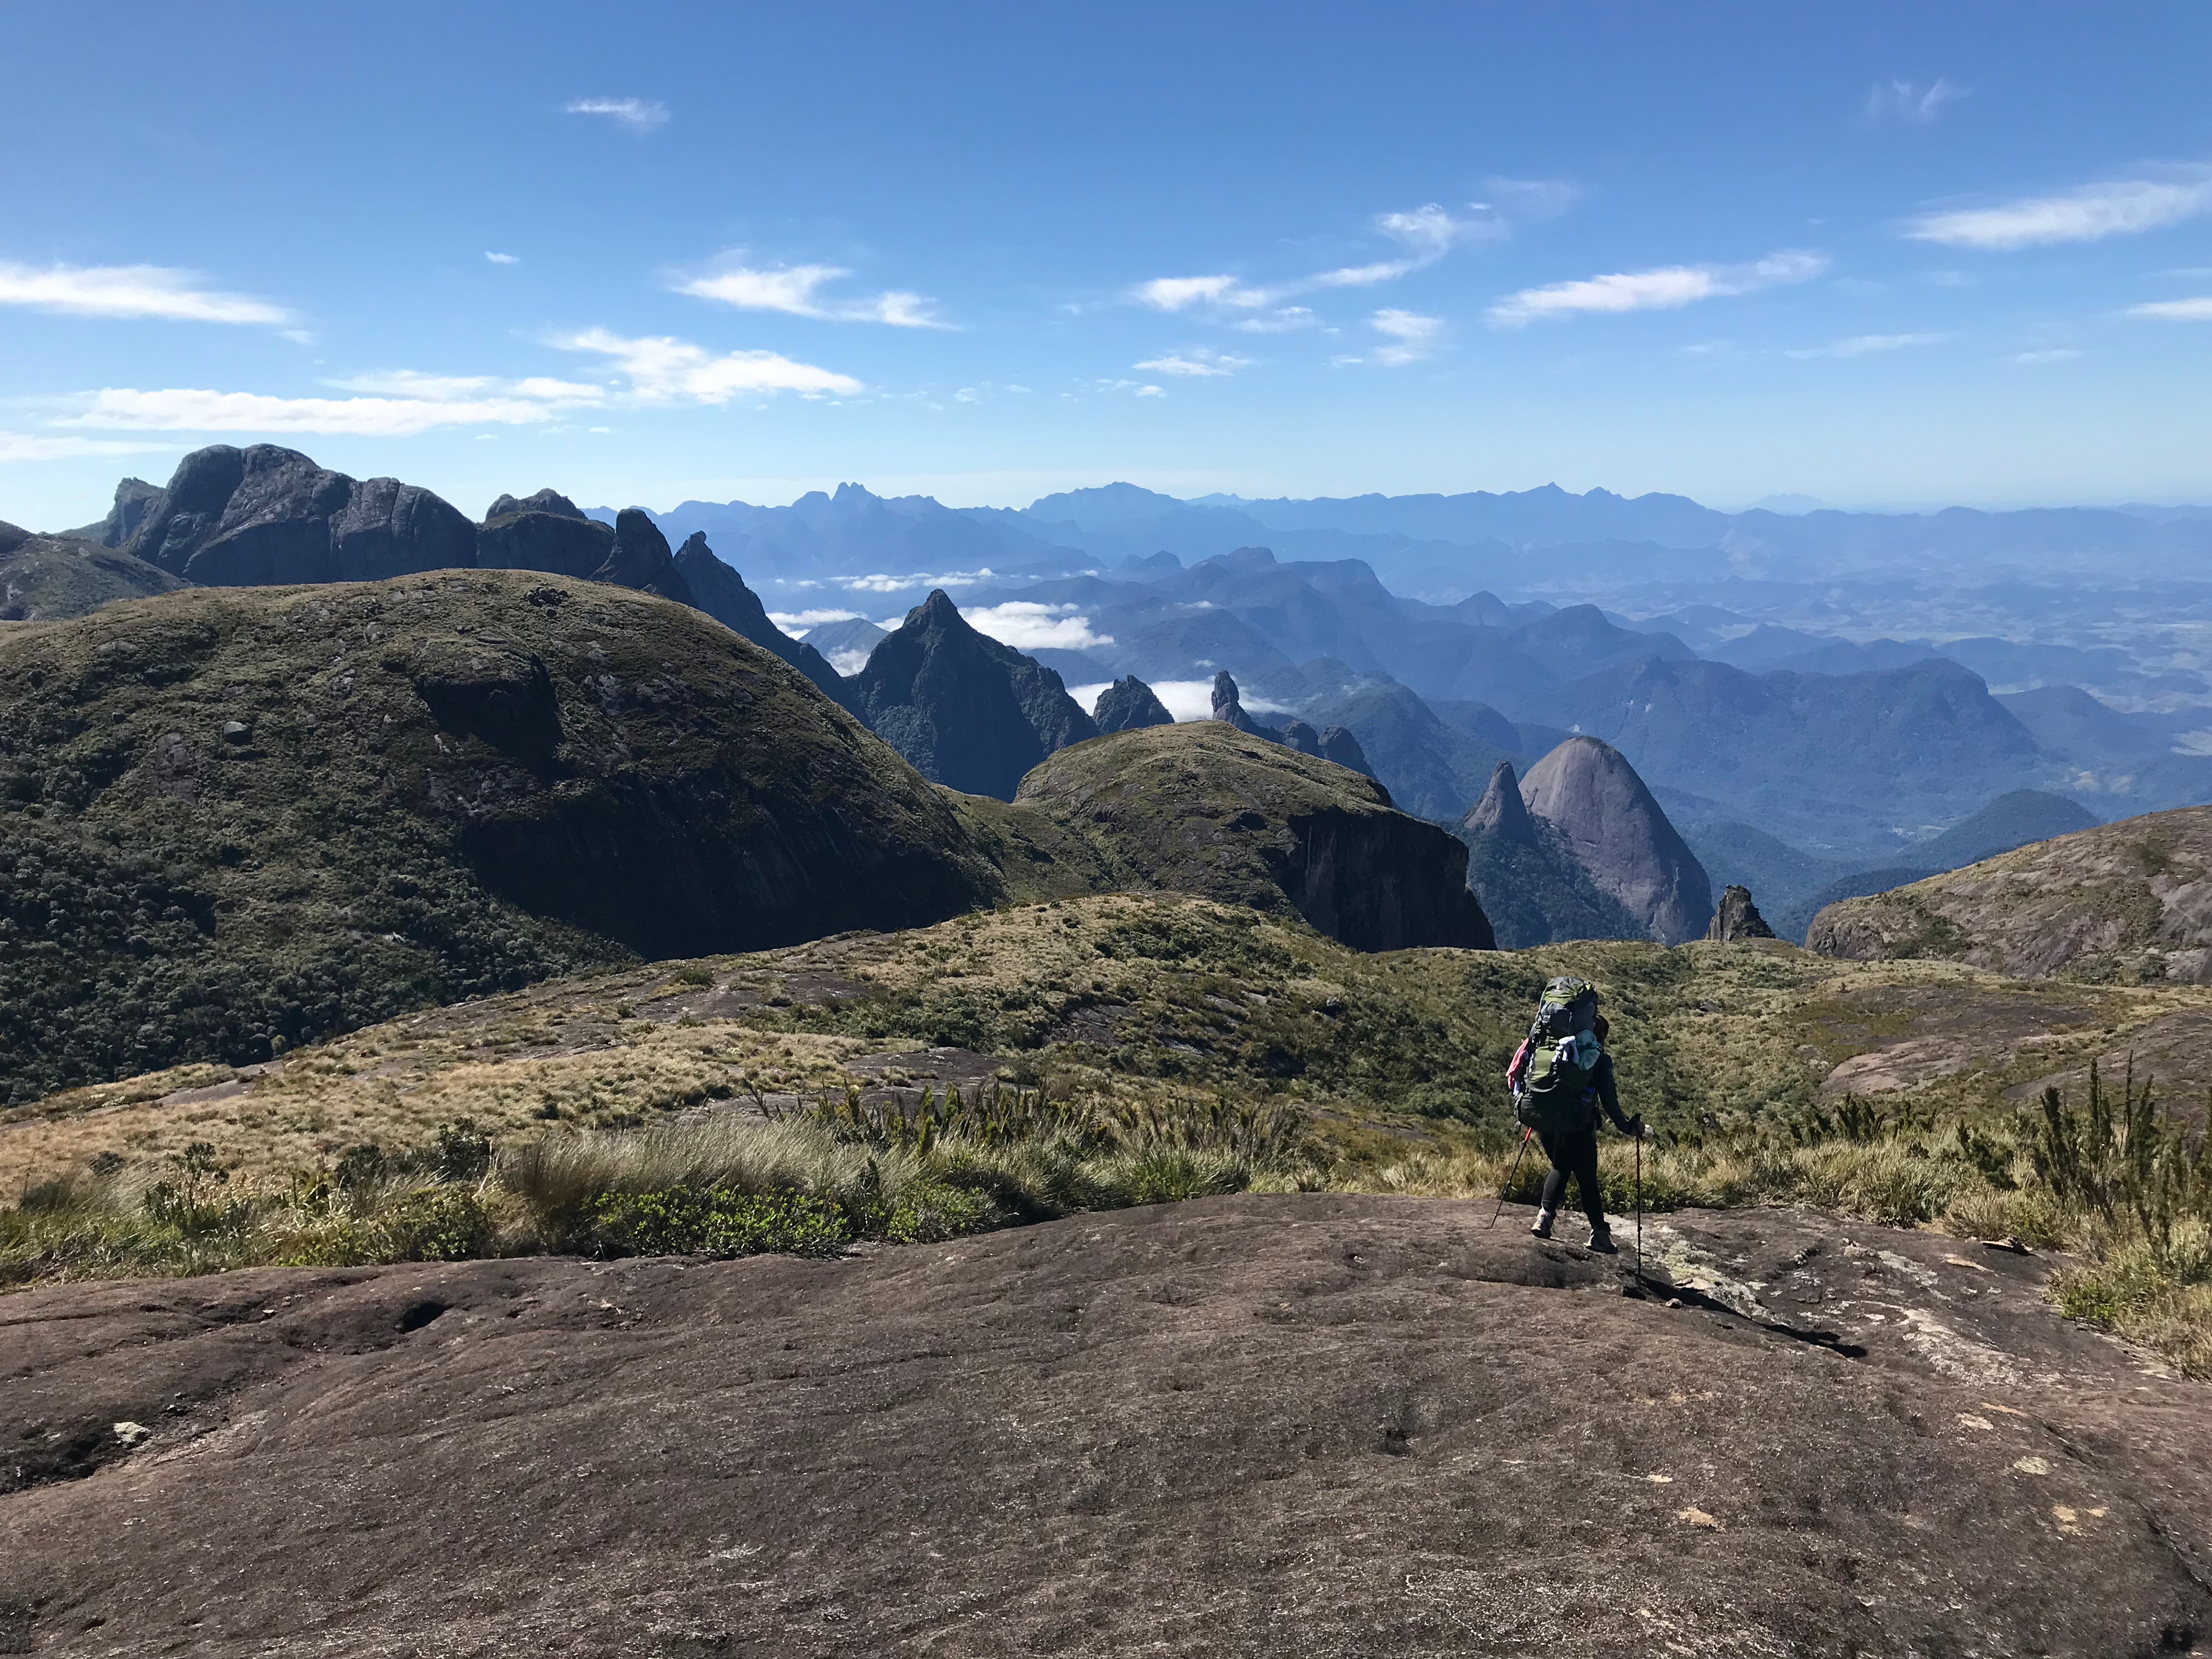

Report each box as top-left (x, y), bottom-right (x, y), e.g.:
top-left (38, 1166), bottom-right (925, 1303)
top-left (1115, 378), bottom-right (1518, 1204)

top-left (3, 1), bottom-right (2209, 529)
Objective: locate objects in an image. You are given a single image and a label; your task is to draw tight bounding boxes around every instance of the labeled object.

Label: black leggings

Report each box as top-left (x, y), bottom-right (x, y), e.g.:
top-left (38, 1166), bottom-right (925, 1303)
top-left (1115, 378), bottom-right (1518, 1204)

top-left (1537, 1126), bottom-right (1606, 1228)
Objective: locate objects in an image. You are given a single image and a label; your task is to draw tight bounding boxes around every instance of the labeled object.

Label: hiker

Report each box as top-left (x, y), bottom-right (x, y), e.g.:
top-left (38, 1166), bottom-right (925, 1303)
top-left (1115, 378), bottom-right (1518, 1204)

top-left (1506, 978), bottom-right (1644, 1254)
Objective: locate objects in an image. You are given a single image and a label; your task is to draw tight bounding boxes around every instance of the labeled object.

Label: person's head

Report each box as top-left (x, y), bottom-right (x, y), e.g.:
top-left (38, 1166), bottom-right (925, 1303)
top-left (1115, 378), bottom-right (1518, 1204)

top-left (1592, 1014), bottom-right (1610, 1042)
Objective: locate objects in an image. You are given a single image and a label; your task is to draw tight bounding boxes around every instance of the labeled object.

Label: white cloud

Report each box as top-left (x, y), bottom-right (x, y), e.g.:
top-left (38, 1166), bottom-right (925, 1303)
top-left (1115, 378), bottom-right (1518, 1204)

top-left (769, 608), bottom-right (867, 628)
top-left (1488, 250), bottom-right (1827, 325)
top-left (1232, 306), bottom-right (1317, 334)
top-left (1864, 77), bottom-right (1968, 126)
top-left (963, 601), bottom-right (1115, 653)
top-left (484, 251), bottom-right (521, 266)
top-left (2129, 296), bottom-right (2212, 320)
top-left (1136, 384), bottom-right (1166, 397)
top-left (58, 384), bottom-right (596, 437)
top-left (1133, 275), bottom-right (1274, 311)
top-left (826, 648), bottom-right (872, 675)
top-left (2009, 348), bottom-right (2085, 363)
top-left (1135, 347), bottom-right (1254, 377)
top-left (1781, 331), bottom-right (1946, 358)
top-left (833, 569), bottom-right (994, 593)
top-left (677, 261), bottom-right (947, 328)
top-left (566, 97), bottom-right (669, 131)
top-left (1904, 172), bottom-right (2212, 249)
top-left (1142, 680), bottom-right (1295, 721)
top-left (1369, 309), bottom-right (1444, 365)
top-left (0, 260), bottom-right (292, 325)
top-left (0, 432), bottom-right (178, 463)
top-left (552, 328), bottom-right (861, 401)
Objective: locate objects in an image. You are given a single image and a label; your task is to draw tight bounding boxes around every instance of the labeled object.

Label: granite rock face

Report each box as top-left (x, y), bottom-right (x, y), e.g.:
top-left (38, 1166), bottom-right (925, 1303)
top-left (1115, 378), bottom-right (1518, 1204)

top-left (475, 498), bottom-right (696, 607)
top-left (1706, 883), bottom-right (1778, 942)
top-left (1209, 669), bottom-right (1274, 738)
top-left (1809, 804), bottom-right (2212, 981)
top-left (122, 445), bottom-right (478, 585)
top-left (9, 1196), bottom-right (2198, 1658)
top-left (672, 531), bottom-right (849, 704)
top-left (1318, 724), bottom-right (1374, 778)
top-left (849, 590), bottom-right (1101, 800)
top-left (1011, 721), bottom-right (1492, 951)
top-left (1518, 736), bottom-right (1714, 945)
top-left (1093, 675), bottom-right (1175, 733)
top-left (1458, 760), bottom-right (1649, 948)
top-left (1278, 719), bottom-right (1322, 755)
top-left (64, 477), bottom-right (164, 548)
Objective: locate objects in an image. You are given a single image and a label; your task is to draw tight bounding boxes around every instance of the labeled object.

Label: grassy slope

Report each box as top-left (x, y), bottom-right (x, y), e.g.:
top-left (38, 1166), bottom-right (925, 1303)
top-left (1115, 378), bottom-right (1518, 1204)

top-left (0, 572), bottom-right (1000, 1103)
top-left (12, 891), bottom-right (2204, 1191)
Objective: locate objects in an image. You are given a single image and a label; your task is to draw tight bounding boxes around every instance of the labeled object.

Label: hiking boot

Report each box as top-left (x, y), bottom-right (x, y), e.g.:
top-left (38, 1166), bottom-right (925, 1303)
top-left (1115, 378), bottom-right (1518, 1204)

top-left (1530, 1210), bottom-right (1554, 1240)
top-left (1587, 1227), bottom-right (1618, 1256)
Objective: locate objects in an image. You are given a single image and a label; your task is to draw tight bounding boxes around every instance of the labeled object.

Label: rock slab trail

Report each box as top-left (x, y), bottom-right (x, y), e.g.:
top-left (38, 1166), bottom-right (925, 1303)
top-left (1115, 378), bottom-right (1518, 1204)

top-left (3, 1194), bottom-right (2207, 1657)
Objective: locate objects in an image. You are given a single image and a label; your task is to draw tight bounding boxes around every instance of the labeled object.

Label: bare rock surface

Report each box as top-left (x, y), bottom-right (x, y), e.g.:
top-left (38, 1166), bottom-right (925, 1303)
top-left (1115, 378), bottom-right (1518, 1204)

top-left (849, 590), bottom-right (1099, 800)
top-left (1809, 804), bottom-right (2212, 981)
top-left (1707, 883), bottom-right (1777, 941)
top-left (1521, 735), bottom-right (1715, 945)
top-left (1091, 675), bottom-right (1173, 733)
top-left (3, 1194), bottom-right (2205, 1656)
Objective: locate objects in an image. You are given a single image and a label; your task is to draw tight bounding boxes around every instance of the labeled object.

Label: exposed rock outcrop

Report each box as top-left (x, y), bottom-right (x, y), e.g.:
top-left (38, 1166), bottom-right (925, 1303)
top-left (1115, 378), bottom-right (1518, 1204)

top-left (669, 531), bottom-right (848, 703)
top-left (1518, 735), bottom-right (1714, 945)
top-left (1209, 669), bottom-right (1273, 738)
top-left (1318, 725), bottom-right (1374, 778)
top-left (1467, 760), bottom-right (1537, 842)
top-left (849, 590), bottom-right (1100, 800)
top-left (1809, 804), bottom-right (2212, 980)
top-left (1, 523), bottom-right (184, 623)
top-left (122, 445), bottom-right (478, 584)
top-left (475, 499), bottom-right (695, 606)
top-left (1093, 675), bottom-right (1175, 733)
top-left (63, 477), bottom-right (163, 547)
top-left (1706, 884), bottom-right (1776, 942)
top-left (0, 572), bottom-right (1003, 1100)
top-left (1458, 760), bottom-right (1649, 948)
top-left (7, 1197), bottom-right (2202, 1657)
top-left (1004, 721), bottom-right (1492, 950)
top-left (1278, 720), bottom-right (1322, 755)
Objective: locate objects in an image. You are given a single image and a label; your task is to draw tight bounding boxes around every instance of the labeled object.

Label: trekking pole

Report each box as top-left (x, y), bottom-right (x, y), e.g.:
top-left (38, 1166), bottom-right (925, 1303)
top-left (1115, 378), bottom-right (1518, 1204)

top-left (1634, 1126), bottom-right (1644, 1283)
top-left (1490, 1127), bottom-right (1533, 1227)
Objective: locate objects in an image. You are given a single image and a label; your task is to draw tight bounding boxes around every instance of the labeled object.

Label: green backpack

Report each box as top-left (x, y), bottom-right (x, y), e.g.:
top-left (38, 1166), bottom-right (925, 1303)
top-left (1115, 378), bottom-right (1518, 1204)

top-left (1514, 978), bottom-right (1601, 1135)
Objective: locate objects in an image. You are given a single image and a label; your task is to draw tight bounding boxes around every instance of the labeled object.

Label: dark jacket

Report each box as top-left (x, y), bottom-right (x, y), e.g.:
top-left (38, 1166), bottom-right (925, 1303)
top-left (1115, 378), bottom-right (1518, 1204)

top-left (1582, 1052), bottom-right (1634, 1135)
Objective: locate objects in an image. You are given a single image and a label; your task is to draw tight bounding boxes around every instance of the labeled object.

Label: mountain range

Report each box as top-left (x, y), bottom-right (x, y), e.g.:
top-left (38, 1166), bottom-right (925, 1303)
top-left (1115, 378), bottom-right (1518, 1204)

top-left (16, 445), bottom-right (2212, 880)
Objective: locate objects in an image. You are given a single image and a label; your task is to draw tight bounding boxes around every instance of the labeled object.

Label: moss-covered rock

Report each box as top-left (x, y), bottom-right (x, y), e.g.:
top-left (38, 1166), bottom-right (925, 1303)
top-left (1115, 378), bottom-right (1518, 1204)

top-left (1003, 722), bottom-right (1493, 950)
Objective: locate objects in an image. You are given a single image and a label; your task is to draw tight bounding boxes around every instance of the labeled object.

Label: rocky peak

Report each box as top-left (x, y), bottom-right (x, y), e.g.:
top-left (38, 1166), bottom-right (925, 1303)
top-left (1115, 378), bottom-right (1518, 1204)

top-left (597, 509), bottom-right (696, 605)
top-left (1210, 670), bottom-right (1271, 738)
top-left (1706, 884), bottom-right (1776, 942)
top-left (1279, 720), bottom-right (1322, 755)
top-left (1519, 735), bottom-right (1714, 945)
top-left (1093, 676), bottom-right (1174, 733)
top-left (486, 488), bottom-right (585, 522)
top-left (669, 532), bottom-right (849, 706)
top-left (848, 590), bottom-right (1100, 799)
top-left (1465, 760), bottom-right (1537, 844)
top-left (121, 444), bottom-right (476, 585)
top-left (1318, 726), bottom-right (1374, 780)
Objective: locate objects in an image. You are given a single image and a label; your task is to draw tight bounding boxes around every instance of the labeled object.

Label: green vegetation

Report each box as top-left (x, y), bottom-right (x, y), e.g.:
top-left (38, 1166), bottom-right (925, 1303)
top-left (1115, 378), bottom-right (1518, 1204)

top-left (0, 572), bottom-right (1001, 1103)
top-left (10, 890), bottom-right (2212, 1372)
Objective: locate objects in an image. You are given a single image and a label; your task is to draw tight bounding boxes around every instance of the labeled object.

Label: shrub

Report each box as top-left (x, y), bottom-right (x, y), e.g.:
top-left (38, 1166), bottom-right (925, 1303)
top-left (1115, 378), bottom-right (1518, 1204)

top-left (579, 1187), bottom-right (849, 1260)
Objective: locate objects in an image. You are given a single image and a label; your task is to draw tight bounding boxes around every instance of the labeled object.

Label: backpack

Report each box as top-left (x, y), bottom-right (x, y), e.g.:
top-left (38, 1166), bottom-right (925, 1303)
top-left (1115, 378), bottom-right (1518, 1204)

top-left (1513, 978), bottom-right (1601, 1135)
top-left (1534, 976), bottom-right (1598, 1039)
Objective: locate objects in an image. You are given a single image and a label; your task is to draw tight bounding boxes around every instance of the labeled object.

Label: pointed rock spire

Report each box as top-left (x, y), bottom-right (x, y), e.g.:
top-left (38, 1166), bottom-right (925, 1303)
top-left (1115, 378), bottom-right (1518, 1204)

top-left (1465, 760), bottom-right (1538, 844)
top-left (1318, 726), bottom-right (1374, 779)
top-left (1519, 735), bottom-right (1714, 945)
top-left (1706, 884), bottom-right (1777, 942)
top-left (1093, 676), bottom-right (1174, 733)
